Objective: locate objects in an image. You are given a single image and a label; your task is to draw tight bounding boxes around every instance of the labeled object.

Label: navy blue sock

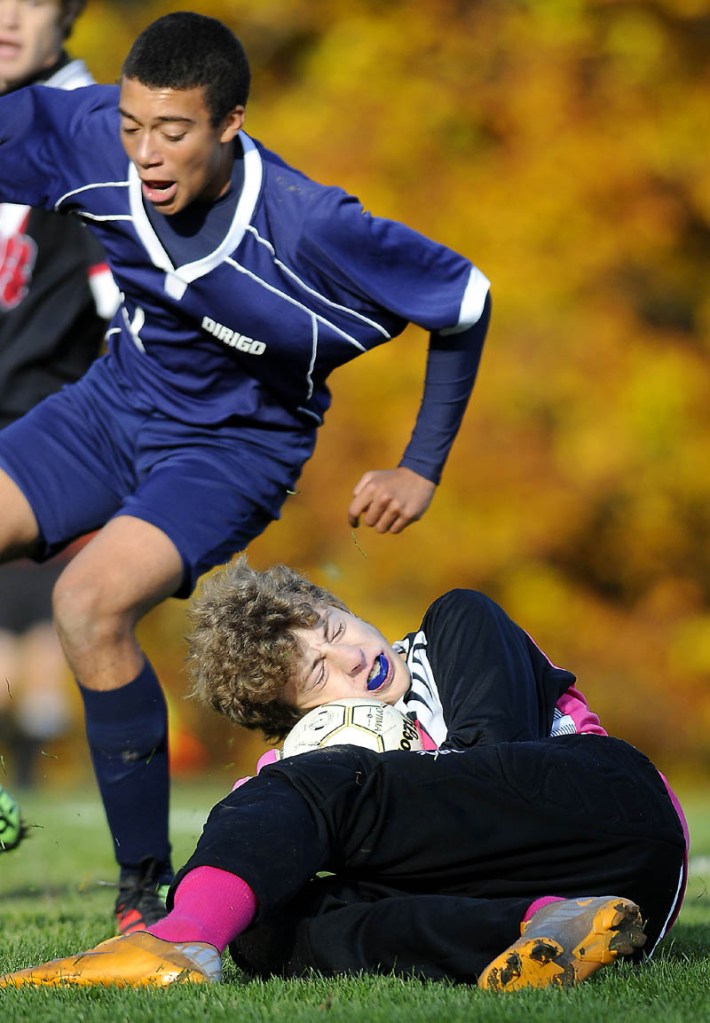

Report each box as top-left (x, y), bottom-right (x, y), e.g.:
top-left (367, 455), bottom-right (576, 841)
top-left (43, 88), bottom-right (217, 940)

top-left (79, 660), bottom-right (173, 882)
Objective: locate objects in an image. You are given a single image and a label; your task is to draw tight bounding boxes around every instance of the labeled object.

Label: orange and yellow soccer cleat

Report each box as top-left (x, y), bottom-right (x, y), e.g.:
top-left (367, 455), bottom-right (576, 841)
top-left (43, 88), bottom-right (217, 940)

top-left (0, 931), bottom-right (221, 988)
top-left (478, 895), bottom-right (646, 992)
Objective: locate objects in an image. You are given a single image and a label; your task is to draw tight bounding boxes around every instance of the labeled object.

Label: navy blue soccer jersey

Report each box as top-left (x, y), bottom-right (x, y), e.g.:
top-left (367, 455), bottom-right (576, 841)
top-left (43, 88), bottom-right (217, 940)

top-left (0, 84), bottom-right (490, 440)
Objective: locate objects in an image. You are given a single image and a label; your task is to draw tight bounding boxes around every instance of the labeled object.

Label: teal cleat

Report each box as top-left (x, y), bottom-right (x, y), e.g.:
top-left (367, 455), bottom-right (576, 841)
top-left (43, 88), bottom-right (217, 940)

top-left (0, 785), bottom-right (25, 852)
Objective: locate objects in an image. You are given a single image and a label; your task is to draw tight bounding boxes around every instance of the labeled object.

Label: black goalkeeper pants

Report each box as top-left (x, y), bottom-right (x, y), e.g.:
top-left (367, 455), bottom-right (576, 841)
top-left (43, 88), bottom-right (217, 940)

top-left (173, 734), bottom-right (687, 982)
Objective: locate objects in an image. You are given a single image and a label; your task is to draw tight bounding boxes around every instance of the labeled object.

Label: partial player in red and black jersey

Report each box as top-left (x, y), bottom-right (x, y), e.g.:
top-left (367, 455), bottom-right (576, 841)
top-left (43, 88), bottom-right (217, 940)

top-left (0, 1), bottom-right (117, 794)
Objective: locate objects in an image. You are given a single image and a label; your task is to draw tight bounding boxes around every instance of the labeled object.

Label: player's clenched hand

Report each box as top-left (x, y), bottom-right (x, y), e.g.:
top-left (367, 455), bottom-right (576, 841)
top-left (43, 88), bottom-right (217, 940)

top-left (348, 467), bottom-right (436, 534)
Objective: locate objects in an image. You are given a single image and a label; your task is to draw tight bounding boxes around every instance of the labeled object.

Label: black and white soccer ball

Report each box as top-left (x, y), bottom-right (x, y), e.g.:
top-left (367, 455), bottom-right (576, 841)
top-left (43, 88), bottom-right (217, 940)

top-left (278, 698), bottom-right (423, 758)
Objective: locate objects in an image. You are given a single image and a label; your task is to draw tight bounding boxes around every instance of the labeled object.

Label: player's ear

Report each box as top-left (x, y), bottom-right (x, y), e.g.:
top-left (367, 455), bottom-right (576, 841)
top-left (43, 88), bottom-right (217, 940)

top-left (220, 106), bottom-right (246, 143)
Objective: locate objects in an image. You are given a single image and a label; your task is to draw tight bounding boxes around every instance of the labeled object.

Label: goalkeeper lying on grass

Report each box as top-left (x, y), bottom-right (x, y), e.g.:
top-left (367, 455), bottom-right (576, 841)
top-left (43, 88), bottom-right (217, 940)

top-left (0, 557), bottom-right (689, 992)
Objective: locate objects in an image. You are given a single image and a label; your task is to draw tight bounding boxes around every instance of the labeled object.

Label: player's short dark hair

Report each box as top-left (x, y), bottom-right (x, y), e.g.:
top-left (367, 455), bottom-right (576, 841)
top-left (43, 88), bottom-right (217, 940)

top-left (121, 12), bottom-right (251, 125)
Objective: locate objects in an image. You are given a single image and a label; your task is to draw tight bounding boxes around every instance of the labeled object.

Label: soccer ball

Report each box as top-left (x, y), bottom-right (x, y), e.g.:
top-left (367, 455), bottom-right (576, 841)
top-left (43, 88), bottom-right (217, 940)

top-left (279, 698), bottom-right (423, 759)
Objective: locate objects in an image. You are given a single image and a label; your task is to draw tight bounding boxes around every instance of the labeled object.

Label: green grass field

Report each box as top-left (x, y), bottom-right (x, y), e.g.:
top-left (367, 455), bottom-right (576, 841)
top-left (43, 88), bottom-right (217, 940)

top-left (0, 781), bottom-right (708, 1022)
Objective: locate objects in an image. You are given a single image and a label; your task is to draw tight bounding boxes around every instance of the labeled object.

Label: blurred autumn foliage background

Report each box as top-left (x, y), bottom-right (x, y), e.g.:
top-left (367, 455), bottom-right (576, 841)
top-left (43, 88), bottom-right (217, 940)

top-left (46, 0), bottom-right (710, 785)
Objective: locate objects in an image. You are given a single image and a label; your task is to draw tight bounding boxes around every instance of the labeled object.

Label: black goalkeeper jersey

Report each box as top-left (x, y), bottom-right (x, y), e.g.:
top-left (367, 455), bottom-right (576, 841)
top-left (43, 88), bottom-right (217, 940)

top-left (393, 589), bottom-right (592, 749)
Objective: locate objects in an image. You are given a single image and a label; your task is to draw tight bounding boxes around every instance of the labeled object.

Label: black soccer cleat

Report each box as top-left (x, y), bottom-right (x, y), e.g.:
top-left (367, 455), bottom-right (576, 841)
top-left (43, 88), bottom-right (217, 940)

top-left (114, 857), bottom-right (172, 935)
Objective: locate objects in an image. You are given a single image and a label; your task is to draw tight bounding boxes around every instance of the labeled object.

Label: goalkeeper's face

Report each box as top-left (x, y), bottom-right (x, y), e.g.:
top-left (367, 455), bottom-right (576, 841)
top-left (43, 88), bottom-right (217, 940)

top-left (287, 606), bottom-right (411, 713)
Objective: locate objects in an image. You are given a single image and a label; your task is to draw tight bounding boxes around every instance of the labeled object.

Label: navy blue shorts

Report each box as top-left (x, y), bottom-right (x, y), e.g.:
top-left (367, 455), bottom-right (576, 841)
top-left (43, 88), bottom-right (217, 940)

top-left (0, 358), bottom-right (316, 597)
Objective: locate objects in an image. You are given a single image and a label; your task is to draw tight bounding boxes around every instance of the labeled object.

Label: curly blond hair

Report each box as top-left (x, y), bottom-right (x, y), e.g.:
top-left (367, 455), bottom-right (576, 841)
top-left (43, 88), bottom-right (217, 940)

top-left (187, 557), bottom-right (350, 740)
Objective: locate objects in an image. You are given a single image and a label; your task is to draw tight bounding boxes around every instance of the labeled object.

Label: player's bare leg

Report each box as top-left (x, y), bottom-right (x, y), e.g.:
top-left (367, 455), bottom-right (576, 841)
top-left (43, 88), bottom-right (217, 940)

top-left (0, 468), bottom-right (42, 561)
top-left (51, 515), bottom-right (184, 690)
top-left (0, 472), bottom-right (50, 850)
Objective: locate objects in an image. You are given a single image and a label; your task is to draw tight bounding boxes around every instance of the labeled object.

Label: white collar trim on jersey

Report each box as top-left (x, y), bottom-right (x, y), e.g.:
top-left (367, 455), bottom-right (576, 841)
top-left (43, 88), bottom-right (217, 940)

top-left (44, 58), bottom-right (94, 91)
top-left (127, 131), bottom-right (262, 300)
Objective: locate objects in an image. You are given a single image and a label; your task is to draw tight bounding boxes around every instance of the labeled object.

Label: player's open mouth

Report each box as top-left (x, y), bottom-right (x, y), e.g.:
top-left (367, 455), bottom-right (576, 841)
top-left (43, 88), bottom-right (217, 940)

top-left (141, 179), bottom-right (178, 205)
top-left (367, 654), bottom-right (390, 692)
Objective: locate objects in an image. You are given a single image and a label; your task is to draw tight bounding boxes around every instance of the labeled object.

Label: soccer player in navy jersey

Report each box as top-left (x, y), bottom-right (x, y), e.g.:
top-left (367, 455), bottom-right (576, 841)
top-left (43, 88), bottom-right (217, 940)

top-left (0, 12), bottom-right (491, 930)
top-left (0, 559), bottom-right (687, 991)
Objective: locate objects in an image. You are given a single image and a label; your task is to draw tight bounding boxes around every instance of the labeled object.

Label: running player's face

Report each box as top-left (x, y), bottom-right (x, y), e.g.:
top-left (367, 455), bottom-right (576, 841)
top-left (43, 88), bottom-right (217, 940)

top-left (287, 607), bottom-right (412, 713)
top-left (0, 0), bottom-right (65, 92)
top-left (118, 77), bottom-right (244, 216)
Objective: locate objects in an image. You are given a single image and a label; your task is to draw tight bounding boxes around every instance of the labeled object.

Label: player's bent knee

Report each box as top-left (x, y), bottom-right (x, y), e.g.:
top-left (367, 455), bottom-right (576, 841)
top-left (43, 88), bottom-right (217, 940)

top-left (51, 567), bottom-right (133, 649)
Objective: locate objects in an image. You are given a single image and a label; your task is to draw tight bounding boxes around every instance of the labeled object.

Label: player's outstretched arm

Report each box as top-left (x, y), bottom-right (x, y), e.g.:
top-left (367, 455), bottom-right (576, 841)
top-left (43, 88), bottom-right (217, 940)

top-left (393, 293), bottom-right (492, 503)
top-left (348, 466), bottom-right (436, 534)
